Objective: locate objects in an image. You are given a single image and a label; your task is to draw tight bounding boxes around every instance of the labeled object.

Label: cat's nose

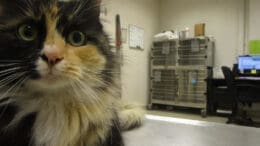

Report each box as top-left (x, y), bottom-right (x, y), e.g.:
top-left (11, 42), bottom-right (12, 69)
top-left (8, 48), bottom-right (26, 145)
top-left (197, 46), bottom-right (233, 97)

top-left (41, 52), bottom-right (64, 66)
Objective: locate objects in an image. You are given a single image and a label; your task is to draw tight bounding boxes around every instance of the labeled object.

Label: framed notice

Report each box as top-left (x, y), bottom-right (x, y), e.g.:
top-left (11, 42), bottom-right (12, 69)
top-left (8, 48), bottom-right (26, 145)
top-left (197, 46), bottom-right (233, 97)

top-left (129, 25), bottom-right (144, 50)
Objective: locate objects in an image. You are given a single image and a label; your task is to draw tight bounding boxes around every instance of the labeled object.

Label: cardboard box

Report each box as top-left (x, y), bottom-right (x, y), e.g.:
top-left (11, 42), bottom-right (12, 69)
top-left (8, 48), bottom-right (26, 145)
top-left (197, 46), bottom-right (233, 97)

top-left (195, 23), bottom-right (205, 36)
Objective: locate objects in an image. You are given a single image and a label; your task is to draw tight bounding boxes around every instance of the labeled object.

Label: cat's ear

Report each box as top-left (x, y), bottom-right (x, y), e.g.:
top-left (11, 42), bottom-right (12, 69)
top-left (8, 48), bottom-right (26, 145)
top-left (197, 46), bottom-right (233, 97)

top-left (95, 0), bottom-right (102, 15)
top-left (86, 0), bottom-right (102, 18)
top-left (58, 0), bottom-right (102, 24)
top-left (97, 0), bottom-right (102, 5)
top-left (0, 5), bottom-right (3, 16)
top-left (93, 0), bottom-right (102, 15)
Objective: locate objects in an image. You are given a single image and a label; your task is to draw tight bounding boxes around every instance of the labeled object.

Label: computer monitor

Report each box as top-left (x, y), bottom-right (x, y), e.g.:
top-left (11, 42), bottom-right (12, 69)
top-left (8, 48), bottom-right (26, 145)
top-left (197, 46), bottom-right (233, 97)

top-left (238, 56), bottom-right (260, 75)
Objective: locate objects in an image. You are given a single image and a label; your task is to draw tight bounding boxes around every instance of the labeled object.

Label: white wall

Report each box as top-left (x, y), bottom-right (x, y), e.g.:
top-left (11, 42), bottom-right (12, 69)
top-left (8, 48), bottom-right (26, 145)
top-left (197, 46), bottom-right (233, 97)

top-left (103, 0), bottom-right (160, 105)
top-left (160, 0), bottom-right (245, 68)
top-left (249, 0), bottom-right (260, 40)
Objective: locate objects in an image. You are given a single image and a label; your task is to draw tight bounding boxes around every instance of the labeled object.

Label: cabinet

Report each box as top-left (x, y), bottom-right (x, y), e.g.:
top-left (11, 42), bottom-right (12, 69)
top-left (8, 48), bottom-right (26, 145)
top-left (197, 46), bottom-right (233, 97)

top-left (149, 37), bottom-right (214, 116)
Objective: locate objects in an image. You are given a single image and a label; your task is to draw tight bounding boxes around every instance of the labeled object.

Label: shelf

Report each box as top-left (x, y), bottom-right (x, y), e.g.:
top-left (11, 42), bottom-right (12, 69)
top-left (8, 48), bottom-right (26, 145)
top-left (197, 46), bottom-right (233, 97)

top-left (178, 45), bottom-right (207, 48)
top-left (151, 99), bottom-right (206, 109)
top-left (152, 65), bottom-right (207, 70)
top-left (178, 36), bottom-right (209, 41)
top-left (152, 66), bottom-right (166, 70)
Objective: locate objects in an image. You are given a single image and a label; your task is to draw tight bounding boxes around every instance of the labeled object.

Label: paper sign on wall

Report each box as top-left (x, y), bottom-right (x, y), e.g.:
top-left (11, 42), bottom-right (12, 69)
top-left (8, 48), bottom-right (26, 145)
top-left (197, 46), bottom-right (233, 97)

top-left (129, 25), bottom-right (144, 50)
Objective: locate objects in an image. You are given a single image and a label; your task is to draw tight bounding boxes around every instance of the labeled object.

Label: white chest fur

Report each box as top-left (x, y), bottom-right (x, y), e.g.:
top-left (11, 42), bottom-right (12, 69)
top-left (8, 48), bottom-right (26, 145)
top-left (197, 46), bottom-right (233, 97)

top-left (12, 90), bottom-right (116, 146)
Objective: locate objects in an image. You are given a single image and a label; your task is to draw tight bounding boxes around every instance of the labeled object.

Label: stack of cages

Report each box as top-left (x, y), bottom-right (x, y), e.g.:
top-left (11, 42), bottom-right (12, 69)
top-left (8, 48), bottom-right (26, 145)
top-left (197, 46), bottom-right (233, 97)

top-left (149, 37), bottom-right (214, 116)
top-left (150, 40), bottom-right (178, 102)
top-left (177, 38), bottom-right (213, 110)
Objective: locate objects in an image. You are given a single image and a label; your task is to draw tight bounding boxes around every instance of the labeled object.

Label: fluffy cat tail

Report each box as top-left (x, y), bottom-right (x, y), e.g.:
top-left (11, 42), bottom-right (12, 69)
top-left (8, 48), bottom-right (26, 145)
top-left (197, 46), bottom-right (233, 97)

top-left (118, 103), bottom-right (145, 131)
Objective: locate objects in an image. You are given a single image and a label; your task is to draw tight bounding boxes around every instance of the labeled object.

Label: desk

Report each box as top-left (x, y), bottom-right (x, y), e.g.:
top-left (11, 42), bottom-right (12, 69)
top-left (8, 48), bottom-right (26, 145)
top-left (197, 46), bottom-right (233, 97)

top-left (235, 77), bottom-right (260, 102)
top-left (235, 77), bottom-right (260, 94)
top-left (207, 77), bottom-right (260, 115)
top-left (225, 76), bottom-right (260, 125)
top-left (235, 76), bottom-right (260, 84)
top-left (237, 76), bottom-right (260, 81)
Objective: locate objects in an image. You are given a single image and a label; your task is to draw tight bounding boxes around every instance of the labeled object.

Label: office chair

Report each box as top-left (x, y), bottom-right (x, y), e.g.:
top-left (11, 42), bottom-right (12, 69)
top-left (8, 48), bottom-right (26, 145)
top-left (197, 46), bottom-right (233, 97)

top-left (221, 66), bottom-right (256, 126)
top-left (221, 66), bottom-right (238, 123)
top-left (210, 72), bottom-right (233, 115)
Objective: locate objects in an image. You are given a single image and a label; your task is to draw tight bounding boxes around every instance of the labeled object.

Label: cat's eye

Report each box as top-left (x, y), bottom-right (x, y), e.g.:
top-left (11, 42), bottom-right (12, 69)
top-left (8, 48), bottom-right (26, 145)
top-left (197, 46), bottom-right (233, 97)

top-left (18, 24), bottom-right (38, 41)
top-left (68, 31), bottom-right (86, 47)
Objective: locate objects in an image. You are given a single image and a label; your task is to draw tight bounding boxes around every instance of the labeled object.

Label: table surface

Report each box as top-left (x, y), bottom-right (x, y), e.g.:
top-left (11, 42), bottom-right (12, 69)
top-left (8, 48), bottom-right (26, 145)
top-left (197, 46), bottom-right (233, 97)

top-left (123, 115), bottom-right (260, 146)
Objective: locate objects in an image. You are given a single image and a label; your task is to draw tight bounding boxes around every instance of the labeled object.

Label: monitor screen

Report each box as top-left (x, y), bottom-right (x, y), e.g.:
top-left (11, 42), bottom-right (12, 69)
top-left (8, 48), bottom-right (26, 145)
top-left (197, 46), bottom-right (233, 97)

top-left (238, 56), bottom-right (260, 74)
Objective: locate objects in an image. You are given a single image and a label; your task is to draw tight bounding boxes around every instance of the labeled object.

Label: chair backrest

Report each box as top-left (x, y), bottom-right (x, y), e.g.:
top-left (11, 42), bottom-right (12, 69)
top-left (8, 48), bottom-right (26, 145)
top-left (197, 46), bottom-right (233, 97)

top-left (221, 66), bottom-right (236, 96)
top-left (232, 64), bottom-right (239, 76)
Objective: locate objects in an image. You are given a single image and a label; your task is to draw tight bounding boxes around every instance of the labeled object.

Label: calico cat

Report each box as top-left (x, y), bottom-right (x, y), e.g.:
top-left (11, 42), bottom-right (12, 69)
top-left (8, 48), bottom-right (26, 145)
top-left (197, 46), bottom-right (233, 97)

top-left (0, 0), bottom-right (143, 146)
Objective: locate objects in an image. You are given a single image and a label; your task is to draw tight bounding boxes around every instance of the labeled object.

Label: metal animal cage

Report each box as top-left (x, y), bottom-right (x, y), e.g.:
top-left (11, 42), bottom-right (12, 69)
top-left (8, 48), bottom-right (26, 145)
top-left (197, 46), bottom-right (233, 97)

top-left (152, 41), bottom-right (178, 66)
top-left (149, 37), bottom-right (214, 116)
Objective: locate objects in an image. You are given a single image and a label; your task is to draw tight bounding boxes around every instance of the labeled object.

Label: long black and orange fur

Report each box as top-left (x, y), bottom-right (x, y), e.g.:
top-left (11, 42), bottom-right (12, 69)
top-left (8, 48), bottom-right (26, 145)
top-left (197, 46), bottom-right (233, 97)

top-left (0, 0), bottom-right (144, 146)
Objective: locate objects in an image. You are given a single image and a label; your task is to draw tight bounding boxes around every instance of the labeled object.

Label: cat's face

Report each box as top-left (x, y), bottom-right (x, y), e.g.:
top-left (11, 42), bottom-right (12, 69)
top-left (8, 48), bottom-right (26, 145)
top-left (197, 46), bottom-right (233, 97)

top-left (0, 0), bottom-right (114, 93)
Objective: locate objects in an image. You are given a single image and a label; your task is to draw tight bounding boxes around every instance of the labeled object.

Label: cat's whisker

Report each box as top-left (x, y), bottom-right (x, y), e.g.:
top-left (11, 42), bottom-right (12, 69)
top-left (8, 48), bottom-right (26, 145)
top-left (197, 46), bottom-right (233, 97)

top-left (0, 65), bottom-right (29, 72)
top-left (0, 60), bottom-right (35, 65)
top-left (0, 60), bottom-right (25, 63)
top-left (85, 3), bottom-right (107, 14)
top-left (82, 68), bottom-right (120, 75)
top-left (0, 97), bottom-right (11, 105)
top-left (102, 70), bottom-right (121, 75)
top-left (0, 63), bottom-right (23, 67)
top-left (0, 72), bottom-right (28, 89)
top-left (82, 72), bottom-right (112, 84)
top-left (2, 75), bottom-right (28, 100)
top-left (69, 82), bottom-right (89, 103)
top-left (79, 76), bottom-right (121, 97)
top-left (87, 70), bottom-right (120, 75)
top-left (81, 0), bottom-right (109, 14)
top-left (24, 0), bottom-right (34, 11)
top-left (76, 81), bottom-right (100, 103)
top-left (0, 70), bottom-right (23, 78)
top-left (88, 73), bottom-right (121, 82)
top-left (14, 0), bottom-right (35, 17)
top-left (0, 72), bottom-right (28, 101)
top-left (0, 67), bottom-right (27, 75)
top-left (73, 0), bottom-right (107, 20)
top-left (62, 70), bottom-right (83, 80)
top-left (0, 73), bottom-right (23, 87)
top-left (80, 73), bottom-right (107, 86)
top-left (71, 79), bottom-right (105, 107)
top-left (69, 80), bottom-right (97, 104)
top-left (11, 76), bottom-right (29, 98)
top-left (101, 71), bottom-right (121, 74)
top-left (81, 69), bottom-right (120, 86)
top-left (69, 0), bottom-right (90, 20)
top-left (93, 83), bottom-right (121, 93)
top-left (0, 75), bottom-right (29, 120)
